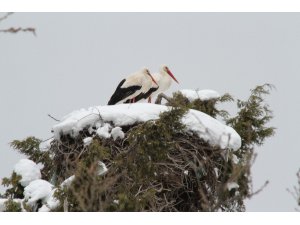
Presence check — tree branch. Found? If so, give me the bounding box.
[155,93,171,104]
[0,27,36,36]
[48,114,60,122]
[0,12,36,36]
[0,12,13,23]
[248,180,269,198]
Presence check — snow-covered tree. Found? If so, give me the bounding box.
[0,84,275,212]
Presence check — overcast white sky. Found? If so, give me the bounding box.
[0,13,300,211]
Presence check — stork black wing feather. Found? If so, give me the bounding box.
[142,87,159,100]
[108,79,142,105]
[124,86,159,103]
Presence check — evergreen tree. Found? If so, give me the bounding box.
[0,84,275,212]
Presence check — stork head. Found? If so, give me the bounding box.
[161,65,179,84]
[143,68,158,86]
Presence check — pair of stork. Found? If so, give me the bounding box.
[108,65,179,105]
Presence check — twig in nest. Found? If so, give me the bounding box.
[94,107,104,125]
[41,136,54,142]
[48,114,60,122]
[0,27,36,36]
[155,93,171,104]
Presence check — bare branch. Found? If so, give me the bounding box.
[155,93,171,104]
[0,13,36,36]
[0,12,13,23]
[248,180,269,198]
[0,27,36,36]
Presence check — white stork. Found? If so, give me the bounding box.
[108,68,158,105]
[128,65,179,103]
[124,74,159,104]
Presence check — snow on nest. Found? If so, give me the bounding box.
[39,138,53,152]
[179,89,221,101]
[24,179,54,204]
[61,175,75,188]
[182,109,241,150]
[14,159,43,187]
[52,103,241,151]
[52,104,165,139]
[227,182,239,191]
[24,179,59,211]
[111,127,125,141]
[98,161,108,175]
[83,137,93,146]
[97,123,111,138]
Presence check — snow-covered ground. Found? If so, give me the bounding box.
[52,103,241,151]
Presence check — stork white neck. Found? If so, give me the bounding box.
[151,72,171,93]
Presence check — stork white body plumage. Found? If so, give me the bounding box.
[108,68,157,105]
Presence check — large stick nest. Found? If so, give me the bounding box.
[49,105,249,212]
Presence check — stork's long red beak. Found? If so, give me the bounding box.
[167,69,179,84]
[149,74,158,86]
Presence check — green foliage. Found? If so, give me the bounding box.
[108,108,188,211]
[168,92,233,119]
[227,84,276,152]
[2,137,52,201]
[53,185,79,212]
[125,107,187,181]
[1,84,276,212]
[223,84,275,206]
[10,137,41,157]
[54,161,116,212]
[50,133,111,185]
[51,138,113,211]
[1,172,24,199]
[82,139,111,168]
[10,137,53,179]
[3,199,22,212]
